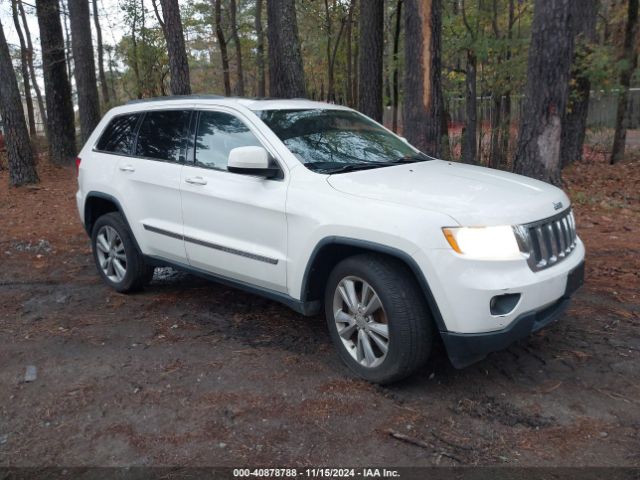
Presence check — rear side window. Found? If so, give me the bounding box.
[96,114,140,154]
[195,111,262,170]
[135,110,191,162]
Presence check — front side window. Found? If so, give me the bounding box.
[258,109,429,173]
[135,110,191,162]
[96,114,140,154]
[195,111,262,170]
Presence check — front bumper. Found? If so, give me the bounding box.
[414,237,585,334]
[441,261,585,368]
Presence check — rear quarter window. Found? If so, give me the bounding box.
[96,114,140,154]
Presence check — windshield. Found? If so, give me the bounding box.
[257,109,430,173]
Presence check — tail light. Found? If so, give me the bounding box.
[75,157,81,177]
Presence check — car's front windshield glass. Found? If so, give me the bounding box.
[257,109,430,173]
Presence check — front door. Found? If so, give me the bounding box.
[180,109,288,293]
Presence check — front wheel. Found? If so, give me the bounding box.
[325,254,433,384]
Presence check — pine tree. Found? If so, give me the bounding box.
[255,0,266,97]
[610,0,639,164]
[92,0,111,105]
[358,0,384,121]
[229,0,244,96]
[561,0,598,168]
[68,0,102,143]
[10,0,35,135]
[513,0,574,184]
[267,0,306,98]
[37,0,76,165]
[403,0,448,156]
[213,0,231,96]
[159,0,192,95]
[0,18,38,185]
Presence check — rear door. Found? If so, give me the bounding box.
[180,108,288,292]
[112,109,191,263]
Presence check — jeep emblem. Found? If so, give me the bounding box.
[553,201,563,211]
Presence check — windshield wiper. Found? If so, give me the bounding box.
[305,161,385,174]
[327,154,428,171]
[304,153,430,174]
[388,153,431,164]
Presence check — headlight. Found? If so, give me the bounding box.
[442,226,523,260]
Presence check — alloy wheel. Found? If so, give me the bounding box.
[332,276,389,368]
[95,225,127,283]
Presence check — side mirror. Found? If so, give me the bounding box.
[227,146,280,178]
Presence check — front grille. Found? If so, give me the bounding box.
[515,209,578,271]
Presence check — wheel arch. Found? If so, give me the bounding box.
[84,191,144,255]
[300,237,447,332]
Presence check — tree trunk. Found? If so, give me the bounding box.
[513,0,575,185]
[461,49,477,163]
[106,46,117,102]
[358,0,384,121]
[345,0,356,107]
[68,0,101,144]
[560,0,597,168]
[266,0,306,98]
[403,0,448,156]
[18,0,46,130]
[10,0,35,136]
[352,1,359,108]
[92,0,110,106]
[500,94,511,167]
[130,2,142,99]
[214,0,231,96]
[229,0,244,96]
[610,0,638,164]
[323,0,346,103]
[151,0,166,33]
[158,0,192,95]
[392,0,403,132]
[324,0,333,102]
[488,0,502,169]
[37,0,76,165]
[255,0,266,97]
[328,17,346,103]
[61,1,73,84]
[489,95,502,168]
[499,0,515,169]
[0,19,38,185]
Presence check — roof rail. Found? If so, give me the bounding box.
[126,94,226,104]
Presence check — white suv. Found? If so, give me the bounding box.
[76,96,585,384]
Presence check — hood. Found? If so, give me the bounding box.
[326,160,571,226]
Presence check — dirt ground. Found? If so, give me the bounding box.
[0,149,639,468]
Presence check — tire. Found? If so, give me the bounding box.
[91,212,154,293]
[324,253,433,384]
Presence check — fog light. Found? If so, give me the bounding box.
[490,293,521,316]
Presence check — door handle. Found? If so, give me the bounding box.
[119,165,135,172]
[185,176,208,185]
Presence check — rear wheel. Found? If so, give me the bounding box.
[91,212,154,292]
[325,254,433,384]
